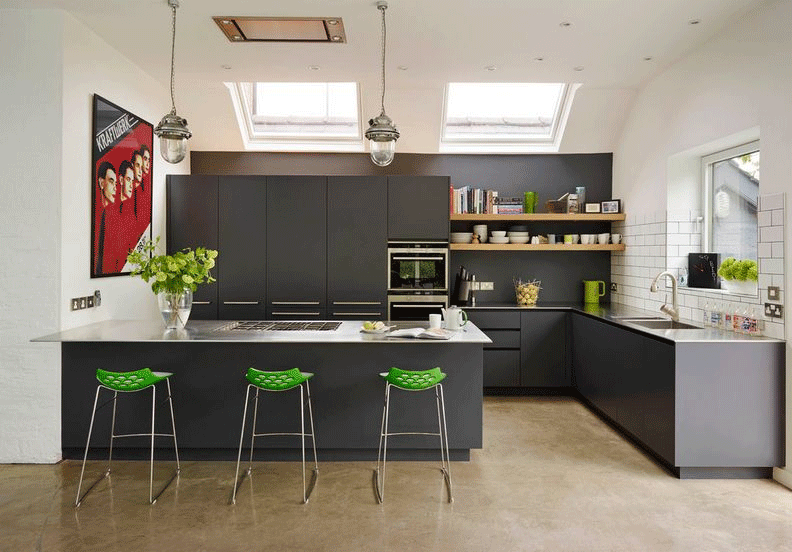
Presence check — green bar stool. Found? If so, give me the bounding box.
[374,367,453,504]
[75,368,180,507]
[231,367,318,505]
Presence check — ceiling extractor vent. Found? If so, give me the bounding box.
[213,16,346,43]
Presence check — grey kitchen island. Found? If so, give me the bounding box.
[36,320,491,461]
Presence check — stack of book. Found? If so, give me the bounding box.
[494,197,524,215]
[450,186,499,214]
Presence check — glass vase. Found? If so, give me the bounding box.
[158,289,193,329]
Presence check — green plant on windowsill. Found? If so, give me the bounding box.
[717,257,758,282]
[127,237,217,293]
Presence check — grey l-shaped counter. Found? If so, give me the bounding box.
[38,306,784,477]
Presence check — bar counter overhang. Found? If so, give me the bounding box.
[35,320,491,461]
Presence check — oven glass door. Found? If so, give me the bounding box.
[388,297,448,321]
[388,249,447,291]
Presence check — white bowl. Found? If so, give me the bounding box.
[509,236,530,244]
[491,231,507,238]
[507,232,530,237]
[489,236,510,244]
[451,232,473,238]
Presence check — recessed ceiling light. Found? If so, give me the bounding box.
[221,19,231,25]
[232,35,242,40]
[213,16,347,43]
[689,18,701,25]
[559,21,572,27]
[643,56,653,61]
[331,35,342,41]
[221,64,232,70]
[308,65,320,71]
[533,57,544,62]
[397,65,408,71]
[327,19,338,25]
[573,66,584,71]
[485,65,497,71]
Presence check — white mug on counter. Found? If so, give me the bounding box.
[429,313,442,329]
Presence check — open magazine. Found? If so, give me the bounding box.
[387,327,454,340]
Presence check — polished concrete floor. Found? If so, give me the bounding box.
[3,397,792,551]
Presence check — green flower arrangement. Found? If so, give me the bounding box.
[127,237,218,294]
[717,257,758,282]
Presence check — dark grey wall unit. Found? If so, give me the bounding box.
[218,176,267,320]
[327,176,387,320]
[521,311,569,386]
[387,176,450,241]
[266,176,327,318]
[166,175,219,320]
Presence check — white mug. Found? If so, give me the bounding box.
[612,233,622,244]
[547,234,556,244]
[429,313,442,329]
[598,233,610,244]
[443,307,468,330]
[571,234,580,244]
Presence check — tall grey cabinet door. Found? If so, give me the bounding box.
[266,176,327,311]
[218,176,267,320]
[387,176,450,241]
[166,175,219,320]
[520,311,569,386]
[327,176,387,319]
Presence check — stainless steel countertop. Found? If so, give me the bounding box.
[32,320,492,344]
[464,302,785,343]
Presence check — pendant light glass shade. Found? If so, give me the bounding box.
[365,1,398,166]
[154,0,191,164]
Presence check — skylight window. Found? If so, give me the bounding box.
[226,82,363,151]
[440,83,578,153]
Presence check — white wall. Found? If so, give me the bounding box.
[612,0,792,487]
[0,9,188,463]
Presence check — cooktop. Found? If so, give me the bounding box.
[215,321,342,332]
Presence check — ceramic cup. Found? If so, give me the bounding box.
[612,233,622,244]
[581,234,592,245]
[572,234,580,244]
[473,224,488,243]
[598,233,610,244]
[547,234,556,244]
[429,313,442,329]
[564,234,573,244]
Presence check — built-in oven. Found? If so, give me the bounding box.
[388,243,448,293]
[387,294,449,322]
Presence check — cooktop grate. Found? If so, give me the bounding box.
[216,321,342,332]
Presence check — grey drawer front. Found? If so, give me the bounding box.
[482,329,521,349]
[467,310,521,329]
[483,350,520,387]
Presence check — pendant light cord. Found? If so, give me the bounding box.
[169,2,177,115]
[379,4,387,115]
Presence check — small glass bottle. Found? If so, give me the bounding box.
[740,305,752,334]
[724,303,733,332]
[732,304,743,333]
[702,302,710,327]
[711,302,722,328]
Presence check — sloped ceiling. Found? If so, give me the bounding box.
[9,0,769,153]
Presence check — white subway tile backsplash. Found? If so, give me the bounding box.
[772,209,784,227]
[760,226,783,243]
[760,258,784,275]
[758,210,772,227]
[758,242,772,259]
[771,242,784,259]
[762,193,784,211]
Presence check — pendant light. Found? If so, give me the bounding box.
[364,1,399,167]
[154,0,192,164]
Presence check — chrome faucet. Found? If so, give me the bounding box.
[650,271,679,321]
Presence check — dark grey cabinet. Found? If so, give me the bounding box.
[387,176,449,241]
[327,176,387,320]
[521,311,569,387]
[571,314,675,465]
[166,175,219,320]
[467,310,521,387]
[218,176,267,320]
[266,176,327,317]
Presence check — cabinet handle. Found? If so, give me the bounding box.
[332,301,382,306]
[271,312,321,316]
[192,301,212,305]
[332,312,382,316]
[223,301,260,305]
[271,301,321,305]
[392,303,446,308]
[392,256,445,261]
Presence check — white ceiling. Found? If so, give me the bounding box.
[9,0,769,153]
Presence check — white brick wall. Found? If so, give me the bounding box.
[611,193,785,339]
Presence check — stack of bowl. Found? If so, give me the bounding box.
[490,230,509,244]
[508,225,530,244]
[451,232,473,244]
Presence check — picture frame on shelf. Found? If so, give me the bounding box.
[584,203,601,213]
[601,199,621,214]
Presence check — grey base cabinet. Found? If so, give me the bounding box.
[572,313,784,474]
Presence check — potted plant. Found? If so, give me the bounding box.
[127,237,218,329]
[717,257,758,295]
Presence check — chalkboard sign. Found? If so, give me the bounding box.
[688,253,720,289]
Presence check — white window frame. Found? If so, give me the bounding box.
[701,140,760,251]
[225,82,365,152]
[439,83,580,154]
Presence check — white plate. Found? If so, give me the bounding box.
[509,236,530,244]
[360,325,395,334]
[490,237,510,244]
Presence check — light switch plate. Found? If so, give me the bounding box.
[610,283,618,292]
[79,297,87,309]
[71,298,80,311]
[479,281,494,291]
[768,286,780,301]
[86,296,94,308]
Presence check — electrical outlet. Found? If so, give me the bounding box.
[71,298,81,311]
[86,296,94,308]
[610,283,618,292]
[79,297,87,309]
[765,303,784,319]
[768,286,780,301]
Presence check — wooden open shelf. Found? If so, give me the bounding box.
[450,213,626,222]
[449,243,626,251]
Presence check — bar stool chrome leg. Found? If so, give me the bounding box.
[231,384,254,505]
[374,383,392,504]
[302,380,319,503]
[76,387,105,507]
[437,384,453,503]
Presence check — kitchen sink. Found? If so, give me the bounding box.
[623,319,701,330]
